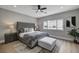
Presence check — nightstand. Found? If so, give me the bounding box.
[4,32,17,43]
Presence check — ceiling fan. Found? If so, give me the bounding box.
[33,5,47,13]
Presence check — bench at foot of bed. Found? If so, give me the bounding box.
[38,37,56,51]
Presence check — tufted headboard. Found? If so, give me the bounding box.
[16,22,35,34]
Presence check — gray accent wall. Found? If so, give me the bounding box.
[37,9,79,41]
[0,8,37,41]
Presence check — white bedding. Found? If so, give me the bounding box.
[19,31,40,38]
[19,32,33,38]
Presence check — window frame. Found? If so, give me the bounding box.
[43,19,64,30]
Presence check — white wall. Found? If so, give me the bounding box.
[0,8,37,41]
[37,9,79,41]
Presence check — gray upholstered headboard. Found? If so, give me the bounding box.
[16,22,35,33]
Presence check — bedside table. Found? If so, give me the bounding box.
[4,32,17,43]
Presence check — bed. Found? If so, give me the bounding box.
[16,22,49,48]
[19,31,49,48]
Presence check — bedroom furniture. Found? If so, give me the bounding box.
[4,32,17,43]
[16,22,35,34]
[19,31,49,48]
[16,22,49,48]
[38,37,56,51]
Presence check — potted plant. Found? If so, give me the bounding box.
[68,27,79,43]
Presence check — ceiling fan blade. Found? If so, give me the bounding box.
[40,8,47,10]
[40,10,47,13]
[38,5,41,9]
[40,10,43,12]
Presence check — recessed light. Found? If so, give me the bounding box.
[13,5,16,7]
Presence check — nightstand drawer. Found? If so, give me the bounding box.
[4,32,17,43]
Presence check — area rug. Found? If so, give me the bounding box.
[0,41,59,53]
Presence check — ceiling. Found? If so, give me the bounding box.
[0,5,79,18]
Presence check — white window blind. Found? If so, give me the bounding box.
[43,19,63,30]
[43,21,48,29]
[48,20,56,29]
[57,19,63,30]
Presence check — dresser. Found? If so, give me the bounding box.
[4,32,17,43]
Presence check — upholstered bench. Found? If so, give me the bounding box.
[38,37,56,51]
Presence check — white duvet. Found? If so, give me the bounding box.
[19,31,40,38]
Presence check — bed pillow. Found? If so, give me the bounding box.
[24,28,34,32]
[28,28,35,32]
[19,28,24,33]
[24,28,28,32]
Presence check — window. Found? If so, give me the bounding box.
[57,19,63,30]
[48,20,56,29]
[43,19,63,30]
[43,21,48,29]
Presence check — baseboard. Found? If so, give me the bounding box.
[50,35,74,42]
